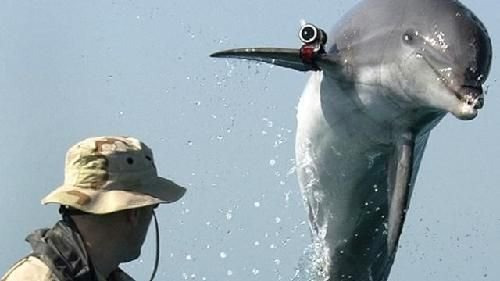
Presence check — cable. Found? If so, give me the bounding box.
[149,210,160,281]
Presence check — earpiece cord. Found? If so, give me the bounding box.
[149,210,160,281]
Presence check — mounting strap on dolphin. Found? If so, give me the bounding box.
[211,0,492,280]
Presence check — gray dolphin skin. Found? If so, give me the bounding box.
[211,0,492,280]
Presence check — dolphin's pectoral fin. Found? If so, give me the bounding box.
[386,132,415,261]
[210,47,345,75]
[211,48,316,71]
[210,23,343,73]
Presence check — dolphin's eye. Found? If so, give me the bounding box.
[402,32,414,44]
[402,29,424,47]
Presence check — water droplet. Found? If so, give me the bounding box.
[269,159,276,166]
[254,202,260,208]
[254,241,260,246]
[220,252,227,259]
[252,268,260,275]
[226,270,233,276]
[284,191,291,202]
[275,217,281,223]
[186,254,192,260]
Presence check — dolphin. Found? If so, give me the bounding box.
[211,0,492,280]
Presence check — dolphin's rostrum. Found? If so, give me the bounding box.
[211,0,492,280]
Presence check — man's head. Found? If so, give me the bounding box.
[41,136,186,268]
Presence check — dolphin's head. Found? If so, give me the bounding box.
[211,0,492,120]
[406,2,492,120]
[327,0,492,120]
[392,0,491,120]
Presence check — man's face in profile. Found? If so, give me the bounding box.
[122,204,157,262]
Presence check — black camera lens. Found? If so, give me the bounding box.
[300,25,318,43]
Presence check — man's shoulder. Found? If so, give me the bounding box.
[1,256,58,281]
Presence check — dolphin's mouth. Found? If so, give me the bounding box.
[453,86,484,110]
[420,52,485,111]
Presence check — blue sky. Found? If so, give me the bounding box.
[0,0,498,280]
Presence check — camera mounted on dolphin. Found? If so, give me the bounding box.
[298,23,327,69]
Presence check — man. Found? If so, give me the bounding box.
[1,136,186,281]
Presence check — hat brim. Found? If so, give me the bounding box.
[42,177,186,214]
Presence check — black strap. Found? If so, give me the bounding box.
[148,211,160,281]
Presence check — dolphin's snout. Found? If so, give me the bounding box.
[459,86,484,109]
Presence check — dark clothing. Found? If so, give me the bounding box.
[2,220,133,281]
[27,220,95,281]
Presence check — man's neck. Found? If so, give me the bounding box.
[85,239,120,278]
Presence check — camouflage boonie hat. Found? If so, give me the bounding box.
[42,136,186,214]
